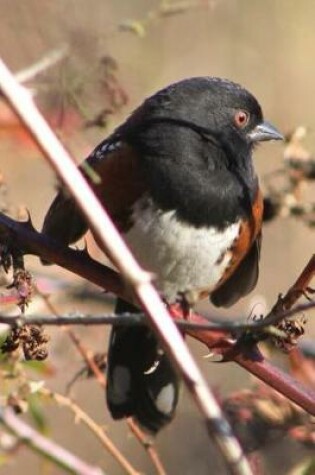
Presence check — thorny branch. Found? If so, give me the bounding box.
[0,58,252,475]
[40,388,140,475]
[268,254,315,313]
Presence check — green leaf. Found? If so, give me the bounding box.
[28,394,49,435]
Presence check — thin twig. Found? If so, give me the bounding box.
[66,326,168,475]
[125,420,167,475]
[15,46,68,84]
[0,406,104,475]
[0,300,315,330]
[35,286,167,475]
[40,388,140,475]
[38,288,109,386]
[267,254,315,317]
[0,56,252,474]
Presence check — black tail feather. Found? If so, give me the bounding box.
[106,299,179,433]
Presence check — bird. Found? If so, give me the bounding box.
[41,77,283,433]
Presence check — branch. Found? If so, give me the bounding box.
[173,315,315,416]
[0,212,125,299]
[15,46,68,85]
[0,56,252,474]
[267,254,315,316]
[0,300,315,330]
[233,348,315,416]
[40,388,140,475]
[0,407,104,475]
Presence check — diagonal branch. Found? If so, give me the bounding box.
[15,46,68,85]
[40,388,140,475]
[0,407,104,475]
[0,212,125,299]
[265,254,315,319]
[0,57,252,475]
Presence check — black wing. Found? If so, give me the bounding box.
[42,139,146,251]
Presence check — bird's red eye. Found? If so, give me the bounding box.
[234,110,250,128]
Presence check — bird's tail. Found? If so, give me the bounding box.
[106,299,180,433]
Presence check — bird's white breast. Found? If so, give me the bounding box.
[124,197,240,303]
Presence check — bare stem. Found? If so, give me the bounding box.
[40,388,140,475]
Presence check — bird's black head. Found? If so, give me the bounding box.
[119,77,283,227]
[124,77,282,153]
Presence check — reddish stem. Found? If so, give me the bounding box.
[168,305,315,415]
[0,212,315,416]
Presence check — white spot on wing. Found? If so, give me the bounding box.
[143,348,164,375]
[143,359,160,375]
[91,140,122,161]
[155,384,175,415]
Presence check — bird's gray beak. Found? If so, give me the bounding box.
[248,121,284,143]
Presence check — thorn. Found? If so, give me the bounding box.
[21,210,36,232]
[75,244,92,260]
[82,238,89,254]
[302,290,313,302]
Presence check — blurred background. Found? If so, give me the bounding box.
[0,1,314,473]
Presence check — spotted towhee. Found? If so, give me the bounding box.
[42,77,283,433]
